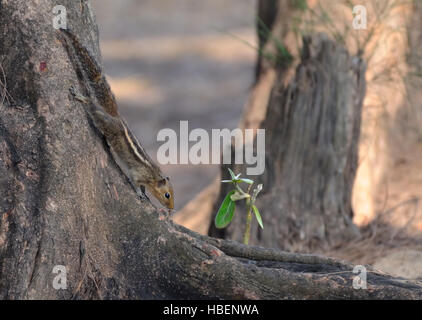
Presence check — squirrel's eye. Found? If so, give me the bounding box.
[165,192,171,199]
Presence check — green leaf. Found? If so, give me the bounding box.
[215,190,236,229]
[227,168,236,180]
[252,205,264,229]
[239,178,254,185]
[221,180,234,183]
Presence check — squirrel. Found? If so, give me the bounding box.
[58,29,174,210]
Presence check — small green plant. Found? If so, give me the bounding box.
[214,168,263,245]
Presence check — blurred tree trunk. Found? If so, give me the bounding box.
[208,2,366,252]
[174,0,301,233]
[210,0,421,252]
[240,0,302,131]
[407,0,422,135]
[209,31,365,251]
[1,0,421,300]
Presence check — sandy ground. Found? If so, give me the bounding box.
[91,0,256,210]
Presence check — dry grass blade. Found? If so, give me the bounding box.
[0,63,15,105]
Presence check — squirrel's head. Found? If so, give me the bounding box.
[148,177,174,210]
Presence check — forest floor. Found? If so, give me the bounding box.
[92,0,422,279]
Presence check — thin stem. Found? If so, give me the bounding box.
[242,184,254,245]
[243,201,252,245]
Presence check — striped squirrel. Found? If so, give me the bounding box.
[58,29,174,210]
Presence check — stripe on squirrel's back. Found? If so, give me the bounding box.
[120,119,156,170]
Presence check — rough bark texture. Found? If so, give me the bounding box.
[210,33,365,252]
[1,0,422,300]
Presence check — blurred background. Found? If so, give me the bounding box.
[92,0,256,210]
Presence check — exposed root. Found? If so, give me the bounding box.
[174,223,358,270]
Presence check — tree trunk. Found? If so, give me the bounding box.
[407,0,422,135]
[209,32,365,252]
[174,0,302,234]
[240,0,301,131]
[1,0,421,300]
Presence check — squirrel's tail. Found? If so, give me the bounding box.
[58,28,119,117]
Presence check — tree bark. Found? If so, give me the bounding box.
[209,32,365,252]
[1,0,421,300]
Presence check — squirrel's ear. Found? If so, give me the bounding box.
[157,178,167,187]
[166,176,170,181]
